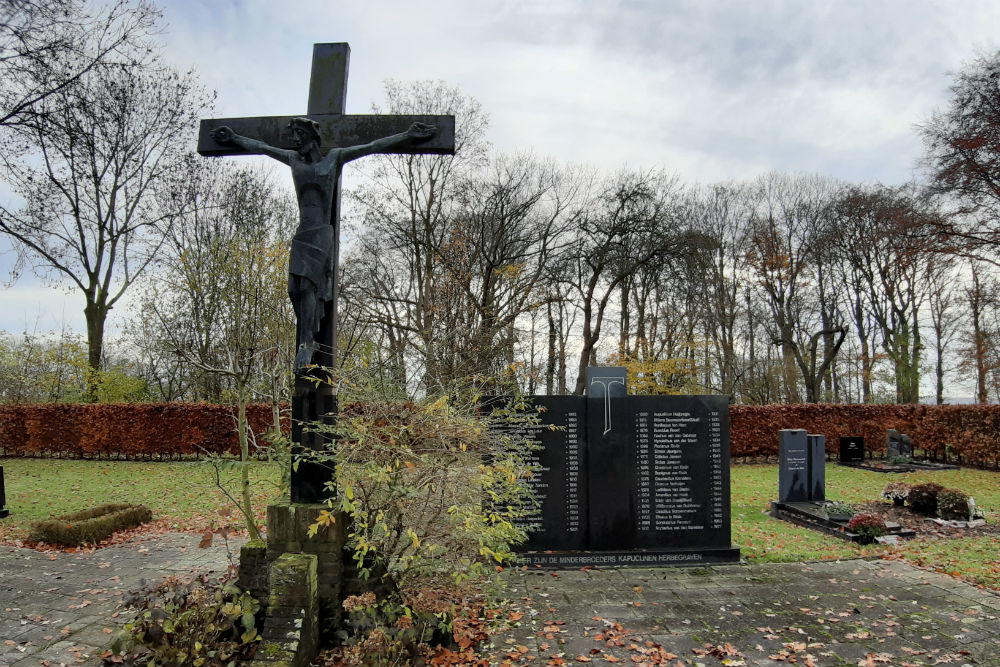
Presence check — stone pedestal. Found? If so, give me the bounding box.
[242,501,347,667]
[255,554,319,667]
[265,502,346,635]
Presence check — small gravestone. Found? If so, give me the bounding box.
[0,466,8,518]
[807,434,826,502]
[886,429,913,459]
[839,436,865,463]
[778,429,810,503]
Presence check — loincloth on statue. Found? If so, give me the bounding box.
[288,222,334,301]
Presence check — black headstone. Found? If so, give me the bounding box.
[807,434,826,502]
[514,395,588,550]
[0,465,9,518]
[839,436,865,463]
[585,367,630,549]
[778,429,809,503]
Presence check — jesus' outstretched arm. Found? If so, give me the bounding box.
[212,126,295,165]
[336,122,436,165]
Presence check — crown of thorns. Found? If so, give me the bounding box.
[288,117,321,142]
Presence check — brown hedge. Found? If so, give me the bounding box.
[729,403,1000,467]
[0,403,288,459]
[2,402,999,468]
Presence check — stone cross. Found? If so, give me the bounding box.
[198,43,455,503]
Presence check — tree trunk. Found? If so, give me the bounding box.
[545,301,556,394]
[237,391,262,541]
[84,300,107,403]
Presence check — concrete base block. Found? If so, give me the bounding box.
[253,553,318,667]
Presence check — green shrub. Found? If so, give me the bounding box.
[937,489,971,520]
[28,503,152,546]
[907,482,944,515]
[113,575,260,667]
[847,513,887,539]
[888,455,912,464]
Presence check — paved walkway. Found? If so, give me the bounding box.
[0,533,243,667]
[492,559,1000,666]
[2,536,999,666]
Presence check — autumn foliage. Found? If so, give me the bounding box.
[730,403,1000,467]
[0,403,286,459]
[3,402,1000,468]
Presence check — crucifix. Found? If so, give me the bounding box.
[198,43,455,503]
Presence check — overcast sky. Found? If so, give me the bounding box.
[2,0,999,374]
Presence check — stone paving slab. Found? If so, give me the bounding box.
[3,536,999,667]
[489,559,1000,666]
[0,533,243,666]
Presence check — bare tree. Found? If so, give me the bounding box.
[0,35,211,399]
[744,173,846,403]
[144,163,296,539]
[920,50,1000,249]
[0,0,159,131]
[566,168,692,395]
[829,184,943,403]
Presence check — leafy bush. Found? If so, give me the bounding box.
[907,482,944,515]
[113,576,261,667]
[937,489,972,520]
[823,501,857,518]
[847,513,887,539]
[881,481,911,505]
[309,386,537,594]
[888,455,912,464]
[331,586,494,666]
[29,503,152,546]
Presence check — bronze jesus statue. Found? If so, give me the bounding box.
[212,118,435,369]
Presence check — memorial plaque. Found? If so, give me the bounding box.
[512,396,588,550]
[503,367,739,567]
[778,429,809,503]
[586,367,630,549]
[630,395,731,549]
[807,434,826,502]
[839,436,865,463]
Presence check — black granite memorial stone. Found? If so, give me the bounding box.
[510,371,739,567]
[778,429,810,503]
[514,395,588,551]
[0,465,9,519]
[807,434,826,503]
[839,436,865,463]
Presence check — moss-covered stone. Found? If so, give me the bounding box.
[253,553,318,667]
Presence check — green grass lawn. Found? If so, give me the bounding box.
[2,458,998,589]
[0,458,284,542]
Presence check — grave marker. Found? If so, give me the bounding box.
[807,433,826,502]
[839,436,865,463]
[0,466,8,518]
[778,429,810,503]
